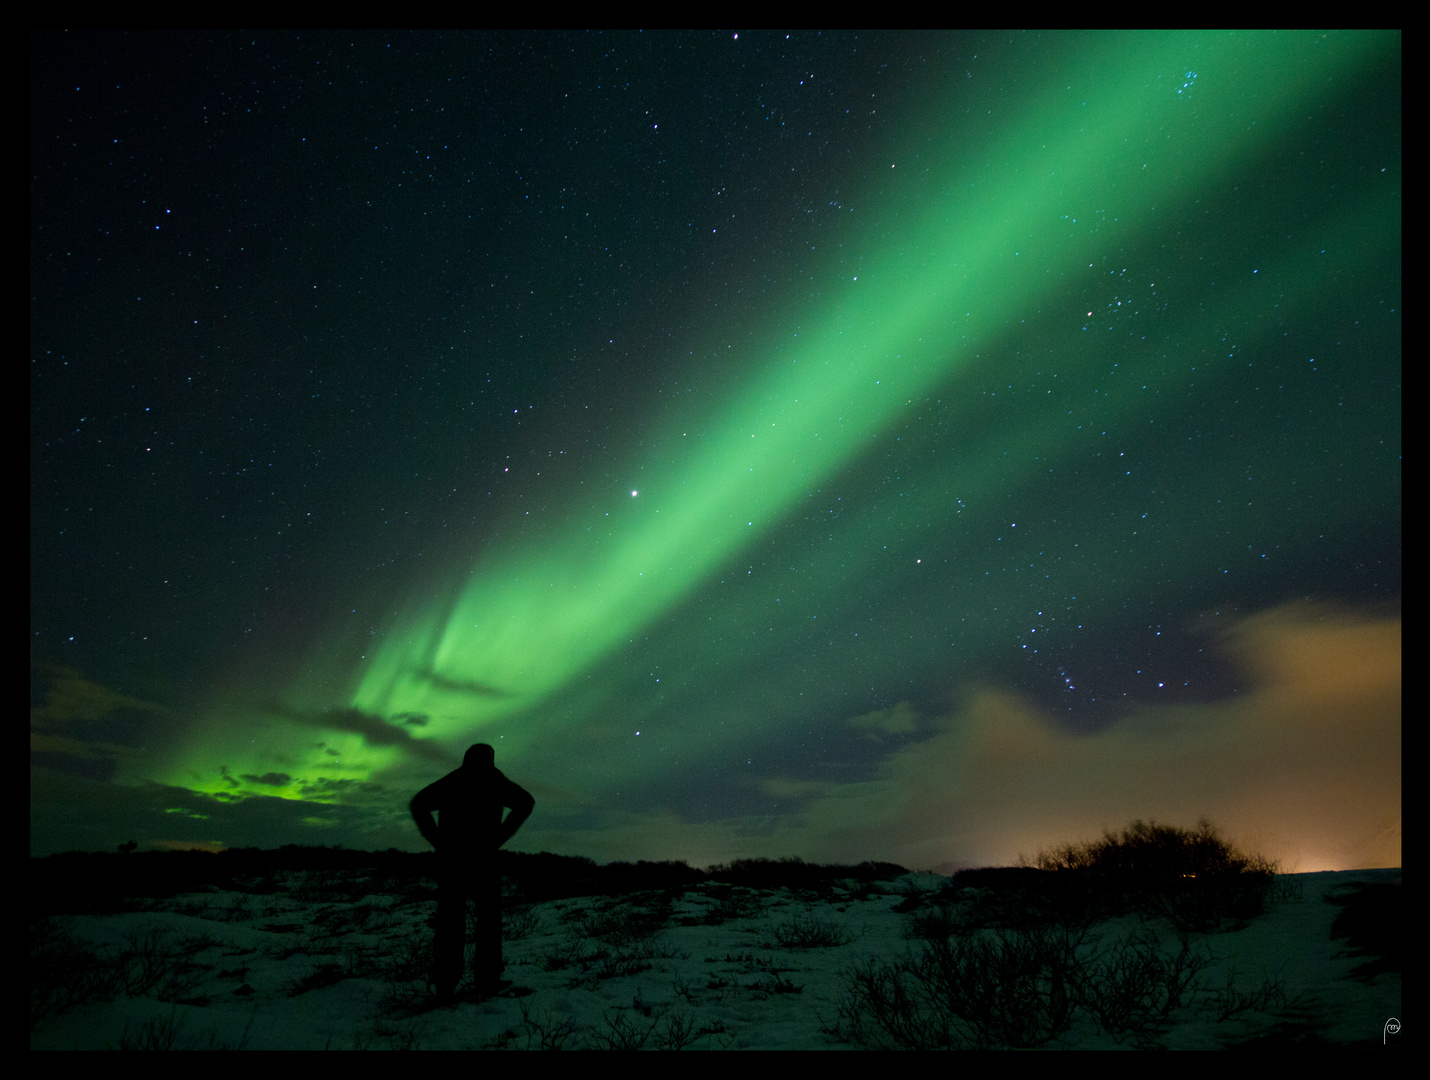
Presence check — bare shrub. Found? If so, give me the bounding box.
[836,915,1233,1049]
[514,1000,584,1050]
[30,917,125,1029]
[503,902,540,940]
[1028,818,1279,931]
[767,907,852,949]
[832,957,960,1050]
[834,924,1086,1049]
[1081,927,1211,1044]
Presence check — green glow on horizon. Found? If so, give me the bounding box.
[160,32,1391,800]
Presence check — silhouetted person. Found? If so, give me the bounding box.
[410,743,534,998]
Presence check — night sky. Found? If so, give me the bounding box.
[31,31,1400,871]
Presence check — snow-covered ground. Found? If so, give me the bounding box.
[30,865,1400,1050]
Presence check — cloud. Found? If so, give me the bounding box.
[29,747,119,782]
[760,778,831,801]
[297,776,400,806]
[30,662,169,731]
[526,603,1400,873]
[413,668,511,698]
[30,663,181,786]
[803,602,1401,872]
[847,701,920,741]
[242,772,293,787]
[31,661,174,741]
[266,703,454,764]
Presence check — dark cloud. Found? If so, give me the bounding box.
[265,703,453,764]
[29,749,119,782]
[30,662,176,743]
[242,772,292,787]
[414,669,510,699]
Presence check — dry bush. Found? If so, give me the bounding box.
[832,924,1086,1049]
[1028,818,1279,931]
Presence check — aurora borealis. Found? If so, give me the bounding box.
[31,31,1400,871]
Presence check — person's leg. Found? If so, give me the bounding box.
[433,869,465,997]
[473,856,503,991]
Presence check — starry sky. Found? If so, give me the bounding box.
[31,31,1400,871]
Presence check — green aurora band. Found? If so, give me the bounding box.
[165,32,1395,823]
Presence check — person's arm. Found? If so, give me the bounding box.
[410,783,442,850]
[495,782,535,848]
